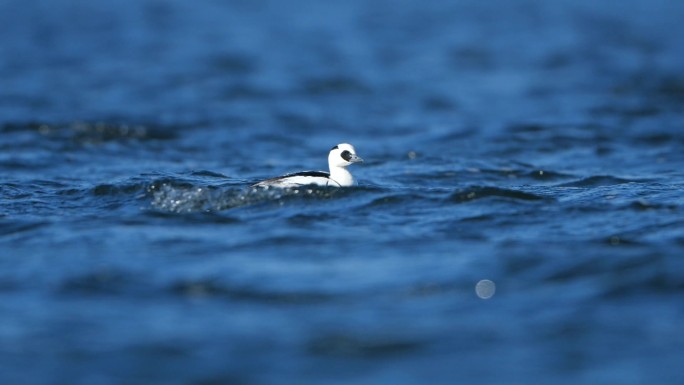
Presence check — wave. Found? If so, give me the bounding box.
[1,121,178,144]
[448,186,549,203]
[557,175,652,188]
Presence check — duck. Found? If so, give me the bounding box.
[252,143,363,188]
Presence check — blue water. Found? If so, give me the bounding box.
[2,0,684,384]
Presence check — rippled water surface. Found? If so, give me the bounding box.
[2,0,684,384]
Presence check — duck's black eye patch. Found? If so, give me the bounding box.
[341,150,352,161]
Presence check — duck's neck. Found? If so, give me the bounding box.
[329,166,354,186]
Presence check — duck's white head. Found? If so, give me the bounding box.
[328,143,363,168]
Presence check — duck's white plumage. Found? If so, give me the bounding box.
[253,143,363,188]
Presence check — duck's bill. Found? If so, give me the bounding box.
[349,154,363,163]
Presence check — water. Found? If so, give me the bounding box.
[2,0,684,384]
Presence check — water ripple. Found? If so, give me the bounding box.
[1,121,178,144]
[558,175,652,188]
[448,186,550,203]
[170,279,338,304]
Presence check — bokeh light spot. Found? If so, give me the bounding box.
[475,279,496,299]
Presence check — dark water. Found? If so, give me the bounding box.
[2,0,684,384]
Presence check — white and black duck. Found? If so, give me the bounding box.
[252,143,363,188]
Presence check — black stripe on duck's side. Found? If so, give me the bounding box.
[284,171,330,178]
